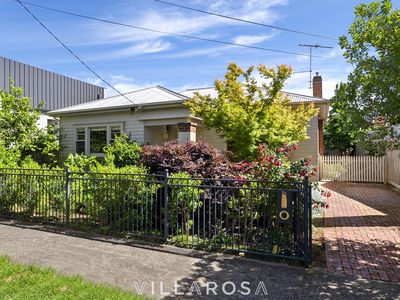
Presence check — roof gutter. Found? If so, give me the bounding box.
[48,99,187,116]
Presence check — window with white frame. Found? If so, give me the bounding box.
[75,124,123,155]
[76,128,86,154]
[110,126,121,144]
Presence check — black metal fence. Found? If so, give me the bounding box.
[0,168,312,264]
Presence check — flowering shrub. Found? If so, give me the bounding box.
[312,185,331,215]
[243,143,317,181]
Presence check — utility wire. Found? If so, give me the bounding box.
[14,0,140,108]
[14,0,319,58]
[151,0,338,41]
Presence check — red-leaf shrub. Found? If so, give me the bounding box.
[141,140,244,178]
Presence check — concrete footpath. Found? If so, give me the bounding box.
[0,221,399,299]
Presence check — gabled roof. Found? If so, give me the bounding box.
[181,87,329,103]
[49,85,329,116]
[49,86,188,115]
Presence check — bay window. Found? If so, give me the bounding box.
[74,123,123,156]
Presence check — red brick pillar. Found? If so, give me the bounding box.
[177,122,196,143]
[318,119,324,154]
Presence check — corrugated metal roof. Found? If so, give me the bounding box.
[49,85,329,115]
[49,86,188,115]
[182,87,329,103]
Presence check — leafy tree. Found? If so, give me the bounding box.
[327,0,400,152]
[186,63,318,160]
[324,83,360,154]
[0,82,60,162]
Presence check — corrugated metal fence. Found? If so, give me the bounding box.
[319,155,386,183]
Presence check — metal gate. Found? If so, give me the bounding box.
[319,155,385,183]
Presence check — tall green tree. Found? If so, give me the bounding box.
[325,0,400,153]
[324,82,361,154]
[0,82,60,161]
[186,63,318,160]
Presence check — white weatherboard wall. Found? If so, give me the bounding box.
[197,126,227,152]
[290,116,319,166]
[59,110,143,156]
[386,150,400,189]
[59,106,229,156]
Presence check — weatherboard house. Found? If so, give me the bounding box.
[49,74,329,166]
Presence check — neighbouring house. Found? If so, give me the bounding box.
[49,74,329,166]
[0,56,105,127]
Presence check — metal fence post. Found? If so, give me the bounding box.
[163,169,169,241]
[303,176,312,266]
[65,166,71,225]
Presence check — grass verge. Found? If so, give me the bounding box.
[0,256,150,300]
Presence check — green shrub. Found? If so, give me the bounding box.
[0,160,64,219]
[64,153,99,172]
[168,172,202,235]
[69,164,161,233]
[104,134,141,168]
[0,142,20,168]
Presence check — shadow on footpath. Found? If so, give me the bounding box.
[162,252,400,299]
[0,219,399,299]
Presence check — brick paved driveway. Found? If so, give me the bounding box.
[321,182,400,283]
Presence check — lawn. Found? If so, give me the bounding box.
[0,256,150,300]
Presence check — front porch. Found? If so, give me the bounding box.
[143,119,227,152]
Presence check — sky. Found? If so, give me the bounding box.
[1,0,397,98]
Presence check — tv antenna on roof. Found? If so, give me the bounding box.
[299,44,333,89]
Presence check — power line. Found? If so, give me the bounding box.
[150,0,339,41]
[14,0,319,58]
[14,0,140,108]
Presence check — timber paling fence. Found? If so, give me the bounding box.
[319,155,386,183]
[0,168,312,264]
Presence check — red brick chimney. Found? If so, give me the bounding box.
[313,72,322,98]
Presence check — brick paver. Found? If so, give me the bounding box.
[322,182,400,283]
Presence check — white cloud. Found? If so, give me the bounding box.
[232,32,277,45]
[86,74,160,96]
[284,72,346,99]
[87,40,172,61]
[324,46,344,59]
[175,82,214,93]
[296,54,310,63]
[160,45,235,59]
[245,0,288,9]
[82,0,287,48]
